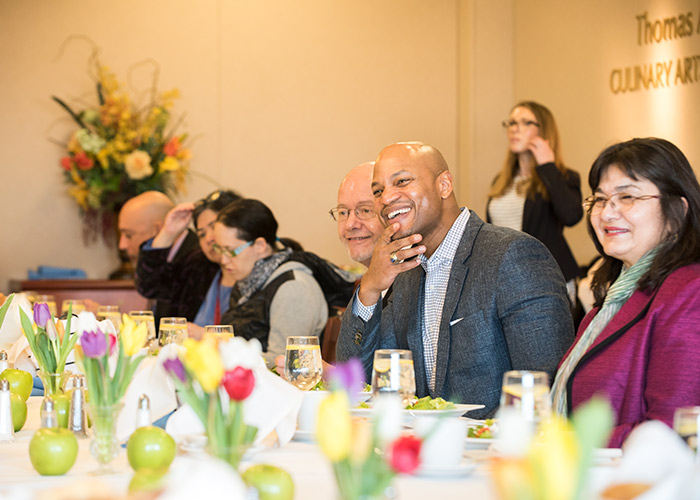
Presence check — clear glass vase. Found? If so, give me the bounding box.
[37,370,69,396]
[207,437,250,471]
[87,402,123,474]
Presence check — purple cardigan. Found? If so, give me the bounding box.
[566,263,700,447]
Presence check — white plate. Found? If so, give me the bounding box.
[351,403,484,418]
[414,460,477,478]
[464,436,494,449]
[293,429,316,442]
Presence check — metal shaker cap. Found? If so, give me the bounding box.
[0,351,7,361]
[73,374,86,388]
[138,394,150,410]
[0,379,8,391]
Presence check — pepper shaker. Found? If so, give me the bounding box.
[68,375,89,438]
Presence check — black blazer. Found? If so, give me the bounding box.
[487,162,583,281]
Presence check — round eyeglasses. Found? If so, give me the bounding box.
[583,193,661,215]
[329,206,376,222]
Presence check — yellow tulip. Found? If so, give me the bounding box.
[528,416,580,500]
[316,391,352,462]
[183,338,223,393]
[119,314,148,356]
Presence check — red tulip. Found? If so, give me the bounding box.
[389,434,422,474]
[222,367,255,401]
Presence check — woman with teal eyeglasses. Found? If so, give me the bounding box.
[215,198,329,367]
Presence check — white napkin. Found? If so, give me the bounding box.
[116,343,180,441]
[166,356,303,447]
[596,421,700,500]
[1,293,32,353]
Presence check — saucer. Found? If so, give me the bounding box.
[414,460,477,478]
[293,429,316,442]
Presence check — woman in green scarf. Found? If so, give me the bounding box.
[551,137,700,447]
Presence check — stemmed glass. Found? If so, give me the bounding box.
[673,406,700,460]
[500,370,551,426]
[371,349,416,407]
[61,299,86,315]
[204,325,234,341]
[128,311,156,345]
[159,317,188,346]
[97,305,122,331]
[284,336,323,391]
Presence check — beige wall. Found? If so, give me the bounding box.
[2,0,699,290]
[513,0,700,267]
[0,0,460,289]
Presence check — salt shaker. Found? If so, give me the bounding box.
[0,351,8,374]
[135,394,151,429]
[40,396,58,429]
[68,375,89,438]
[0,379,14,442]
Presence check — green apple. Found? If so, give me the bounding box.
[54,394,70,428]
[242,464,294,500]
[10,393,27,432]
[0,369,33,401]
[129,467,168,494]
[29,427,79,475]
[127,426,176,471]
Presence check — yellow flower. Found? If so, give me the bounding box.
[183,337,223,393]
[120,314,148,356]
[159,156,180,172]
[317,391,352,462]
[528,416,580,500]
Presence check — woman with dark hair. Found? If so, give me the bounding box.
[215,198,328,367]
[551,137,700,447]
[487,101,582,303]
[136,190,242,336]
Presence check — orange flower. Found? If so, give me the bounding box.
[163,137,180,157]
[74,151,94,171]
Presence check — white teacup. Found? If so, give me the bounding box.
[297,390,330,434]
[415,416,468,469]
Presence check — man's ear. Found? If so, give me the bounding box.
[437,170,454,199]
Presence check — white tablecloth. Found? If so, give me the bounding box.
[0,397,499,499]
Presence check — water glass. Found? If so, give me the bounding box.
[500,370,551,426]
[674,406,700,454]
[159,317,188,346]
[97,305,122,331]
[61,299,86,316]
[128,311,156,342]
[371,349,416,406]
[284,336,323,391]
[204,325,234,342]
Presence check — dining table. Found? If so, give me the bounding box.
[0,397,503,500]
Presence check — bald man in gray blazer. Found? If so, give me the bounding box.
[336,142,574,418]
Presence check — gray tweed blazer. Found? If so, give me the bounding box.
[336,211,574,418]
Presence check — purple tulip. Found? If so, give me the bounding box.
[33,303,51,329]
[163,357,187,383]
[80,329,107,358]
[330,358,365,402]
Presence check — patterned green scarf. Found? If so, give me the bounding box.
[551,247,659,416]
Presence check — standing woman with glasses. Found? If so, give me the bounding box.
[550,138,700,447]
[136,190,241,338]
[215,198,328,367]
[487,101,582,304]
